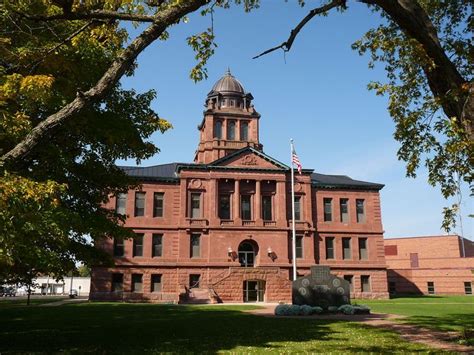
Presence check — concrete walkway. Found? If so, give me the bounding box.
[39,298,88,307]
[247,305,474,353]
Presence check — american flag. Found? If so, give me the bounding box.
[292,147,302,174]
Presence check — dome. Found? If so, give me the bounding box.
[208,68,245,96]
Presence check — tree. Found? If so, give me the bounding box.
[254,0,472,230]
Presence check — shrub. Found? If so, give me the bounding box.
[311,306,323,315]
[328,306,338,313]
[300,305,313,316]
[289,304,302,316]
[274,304,291,316]
[338,304,355,315]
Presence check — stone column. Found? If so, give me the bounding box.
[234,179,241,224]
[209,177,218,226]
[276,180,286,228]
[255,180,262,225]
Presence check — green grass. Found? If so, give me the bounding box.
[0,296,67,308]
[354,295,474,332]
[0,303,433,353]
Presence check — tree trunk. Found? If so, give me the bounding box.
[27,286,31,306]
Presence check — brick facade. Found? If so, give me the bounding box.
[90,70,389,303]
[384,235,474,295]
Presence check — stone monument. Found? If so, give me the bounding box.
[292,266,350,308]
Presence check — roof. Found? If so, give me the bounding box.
[119,163,180,182]
[207,69,246,97]
[311,173,384,191]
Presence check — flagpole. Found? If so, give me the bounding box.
[290,139,297,281]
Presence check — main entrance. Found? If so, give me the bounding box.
[243,280,265,302]
[238,241,257,267]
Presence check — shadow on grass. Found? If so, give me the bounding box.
[0,303,430,353]
[403,313,474,332]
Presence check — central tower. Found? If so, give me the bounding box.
[194,69,263,164]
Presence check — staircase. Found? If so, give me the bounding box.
[179,287,220,304]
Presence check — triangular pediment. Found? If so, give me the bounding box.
[209,147,289,170]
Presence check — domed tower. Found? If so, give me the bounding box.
[194,69,263,164]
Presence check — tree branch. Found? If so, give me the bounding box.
[253,0,346,59]
[16,9,158,23]
[0,0,209,168]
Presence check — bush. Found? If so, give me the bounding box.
[275,304,291,316]
[300,305,313,316]
[311,306,323,314]
[288,304,302,316]
[338,304,355,315]
[328,306,339,313]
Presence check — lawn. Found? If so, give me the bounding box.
[355,295,474,332]
[0,302,432,353]
[0,296,67,308]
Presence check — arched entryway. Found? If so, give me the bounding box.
[238,240,258,267]
[243,280,265,302]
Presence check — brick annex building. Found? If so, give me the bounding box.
[90,70,389,303]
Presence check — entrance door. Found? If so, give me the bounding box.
[243,280,265,302]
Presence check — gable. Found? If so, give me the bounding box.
[210,148,289,170]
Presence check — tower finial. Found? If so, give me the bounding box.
[226,67,231,75]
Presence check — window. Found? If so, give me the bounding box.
[358,238,368,260]
[464,282,472,295]
[294,196,301,220]
[361,275,371,292]
[131,274,143,293]
[189,274,200,288]
[241,195,252,220]
[133,234,144,257]
[262,195,272,221]
[190,234,200,258]
[219,194,231,219]
[240,121,249,141]
[296,235,303,259]
[116,193,127,215]
[214,120,222,139]
[113,237,124,257]
[356,199,365,223]
[343,237,352,260]
[111,273,123,292]
[344,275,354,292]
[427,281,435,295]
[340,198,349,223]
[190,193,201,219]
[323,198,332,222]
[151,274,162,292]
[325,237,335,259]
[227,121,236,140]
[153,192,164,217]
[152,234,162,257]
[134,192,146,217]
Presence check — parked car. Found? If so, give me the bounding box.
[69,289,78,298]
[0,287,16,297]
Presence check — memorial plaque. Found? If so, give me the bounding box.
[292,266,350,308]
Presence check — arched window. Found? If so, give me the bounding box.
[238,241,257,267]
[240,121,249,141]
[214,121,222,139]
[227,121,236,140]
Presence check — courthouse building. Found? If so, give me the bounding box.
[90,70,389,303]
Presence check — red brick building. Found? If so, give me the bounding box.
[384,235,474,295]
[90,70,389,303]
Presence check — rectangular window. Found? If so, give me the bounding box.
[134,192,146,217]
[361,275,371,292]
[116,193,127,215]
[464,282,472,295]
[241,195,252,220]
[344,275,354,292]
[214,120,222,139]
[189,274,200,288]
[153,192,164,217]
[240,121,249,141]
[111,273,123,292]
[325,237,335,259]
[343,237,352,260]
[410,253,419,268]
[427,281,435,295]
[340,198,349,223]
[219,194,231,219]
[356,199,365,223]
[294,196,301,221]
[133,233,144,257]
[151,274,162,292]
[323,198,332,222]
[262,195,272,221]
[152,234,162,257]
[131,274,143,293]
[113,237,124,257]
[296,235,303,259]
[190,193,201,219]
[190,234,200,258]
[358,238,368,260]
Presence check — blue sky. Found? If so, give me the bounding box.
[119,1,472,239]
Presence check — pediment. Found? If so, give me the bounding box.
[210,148,288,170]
